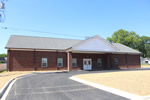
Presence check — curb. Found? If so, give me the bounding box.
[0,73,37,100]
[1,79,17,100]
[142,96,150,100]
[0,78,16,99]
[33,71,69,74]
[0,73,35,100]
[70,76,144,100]
[0,71,66,100]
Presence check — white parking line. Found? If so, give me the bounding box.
[15,84,86,90]
[8,87,95,96]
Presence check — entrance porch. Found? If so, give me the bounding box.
[67,52,111,71]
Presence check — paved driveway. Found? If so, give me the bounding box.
[6,71,129,100]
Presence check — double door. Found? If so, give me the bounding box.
[83,59,92,70]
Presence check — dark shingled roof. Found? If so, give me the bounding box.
[5,35,140,54]
[6,35,82,50]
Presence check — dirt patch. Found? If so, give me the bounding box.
[75,70,150,96]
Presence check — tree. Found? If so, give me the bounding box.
[107,29,141,50]
[139,36,150,58]
[0,53,7,57]
[107,29,150,58]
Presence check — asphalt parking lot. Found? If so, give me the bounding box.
[5,71,129,100]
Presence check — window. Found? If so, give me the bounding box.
[84,60,87,65]
[42,58,47,67]
[97,58,102,67]
[72,58,77,67]
[114,58,118,64]
[89,60,92,65]
[57,58,63,67]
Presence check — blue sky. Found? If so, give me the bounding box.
[0,0,150,53]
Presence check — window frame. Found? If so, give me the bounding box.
[97,58,102,67]
[114,58,118,64]
[41,58,48,68]
[57,58,63,67]
[72,58,77,67]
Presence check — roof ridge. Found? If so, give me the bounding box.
[11,35,82,41]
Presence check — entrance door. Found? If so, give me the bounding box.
[83,59,92,70]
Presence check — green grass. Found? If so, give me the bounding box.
[141,63,150,67]
[142,63,149,65]
[0,70,6,73]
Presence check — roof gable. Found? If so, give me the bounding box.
[72,35,117,52]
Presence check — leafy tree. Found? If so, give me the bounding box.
[0,53,7,57]
[107,29,150,58]
[139,36,150,58]
[107,29,141,50]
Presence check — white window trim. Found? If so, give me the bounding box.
[72,58,77,67]
[114,58,118,64]
[57,58,63,67]
[97,58,102,67]
[41,58,48,68]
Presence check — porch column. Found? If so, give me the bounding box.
[67,52,72,71]
[106,53,111,70]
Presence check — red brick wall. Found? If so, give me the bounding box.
[72,53,141,70]
[127,54,141,68]
[111,54,141,69]
[7,50,141,71]
[8,50,67,71]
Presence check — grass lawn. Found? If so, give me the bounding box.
[141,64,150,68]
[75,70,150,96]
[0,70,6,73]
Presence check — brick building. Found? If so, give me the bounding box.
[5,35,141,71]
